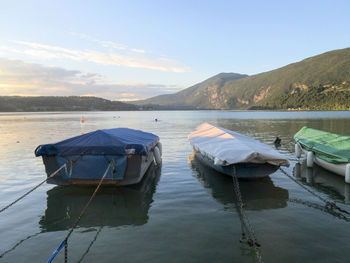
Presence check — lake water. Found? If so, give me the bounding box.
[1,111,350,263]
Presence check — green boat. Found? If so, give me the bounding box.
[294,126,350,182]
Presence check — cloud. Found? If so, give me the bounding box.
[70,32,128,51]
[0,58,184,100]
[1,41,190,73]
[71,32,147,54]
[131,48,145,54]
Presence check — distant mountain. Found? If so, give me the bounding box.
[134,48,350,110]
[134,73,248,109]
[0,96,138,111]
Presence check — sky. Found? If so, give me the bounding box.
[0,0,350,101]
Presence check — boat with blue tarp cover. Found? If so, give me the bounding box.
[35,128,162,185]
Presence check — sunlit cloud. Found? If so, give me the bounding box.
[70,32,128,51]
[0,58,184,100]
[131,48,145,53]
[71,32,147,54]
[1,41,190,73]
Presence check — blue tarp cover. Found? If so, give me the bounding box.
[35,128,159,156]
[56,155,127,180]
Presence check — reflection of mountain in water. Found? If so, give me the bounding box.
[189,155,289,210]
[294,161,350,204]
[40,163,161,232]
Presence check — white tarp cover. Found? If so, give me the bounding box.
[188,123,290,167]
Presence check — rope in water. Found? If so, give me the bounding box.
[0,164,67,214]
[77,226,103,263]
[279,167,350,216]
[231,168,263,263]
[47,162,112,263]
[289,198,350,222]
[0,232,41,259]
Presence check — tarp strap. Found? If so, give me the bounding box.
[65,155,85,178]
[110,159,115,179]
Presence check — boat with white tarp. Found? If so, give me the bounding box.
[188,123,289,178]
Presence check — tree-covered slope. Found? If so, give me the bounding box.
[135,48,350,110]
[223,47,350,110]
[134,73,248,109]
[0,96,138,111]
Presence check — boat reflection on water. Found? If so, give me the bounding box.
[189,152,289,210]
[39,163,161,232]
[294,161,350,204]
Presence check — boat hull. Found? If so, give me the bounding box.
[42,151,155,186]
[299,147,347,177]
[193,150,279,179]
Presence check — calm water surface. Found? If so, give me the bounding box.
[1,111,350,262]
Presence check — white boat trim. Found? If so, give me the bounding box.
[300,147,347,177]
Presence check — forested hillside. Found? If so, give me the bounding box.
[0,96,138,111]
[134,48,350,110]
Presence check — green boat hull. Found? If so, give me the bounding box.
[294,126,350,164]
[294,126,350,177]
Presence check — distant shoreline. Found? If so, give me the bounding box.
[1,109,349,113]
[1,96,349,112]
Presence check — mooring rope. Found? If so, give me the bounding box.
[0,232,41,259]
[47,162,112,263]
[0,164,67,214]
[289,198,350,222]
[279,167,350,216]
[77,226,103,263]
[231,167,263,263]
